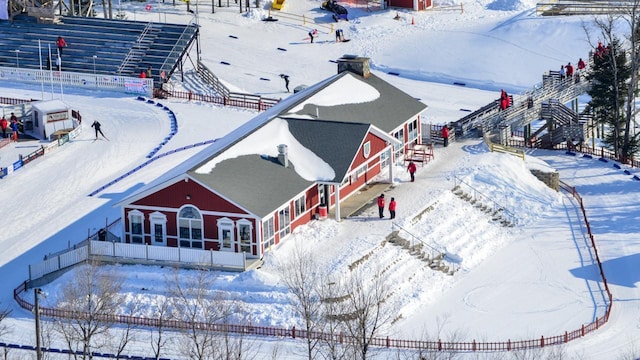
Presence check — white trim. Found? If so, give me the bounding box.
[217,217,235,252]
[127,209,144,244]
[150,211,167,246]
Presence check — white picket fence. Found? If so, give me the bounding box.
[28,241,246,281]
[0,67,153,97]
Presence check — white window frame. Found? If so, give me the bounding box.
[294,195,306,218]
[263,216,275,250]
[128,209,144,244]
[408,119,418,143]
[217,217,235,252]
[237,219,253,254]
[150,211,167,246]
[278,206,291,239]
[178,205,203,249]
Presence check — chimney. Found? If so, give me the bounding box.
[277,144,288,167]
[337,55,371,78]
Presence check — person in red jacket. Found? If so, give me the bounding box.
[442,125,450,147]
[0,116,7,139]
[139,70,147,78]
[577,58,586,71]
[377,194,385,219]
[407,160,417,182]
[56,36,67,55]
[388,197,396,219]
[566,62,574,78]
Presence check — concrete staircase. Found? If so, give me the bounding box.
[386,231,454,275]
[452,185,515,227]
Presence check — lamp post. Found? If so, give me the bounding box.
[34,288,43,360]
[14,49,20,68]
[92,55,97,75]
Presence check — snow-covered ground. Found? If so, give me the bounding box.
[2,0,640,358]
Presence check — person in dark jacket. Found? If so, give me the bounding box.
[308,29,318,43]
[377,194,385,219]
[280,74,290,92]
[91,120,106,140]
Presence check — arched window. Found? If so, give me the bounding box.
[178,206,203,249]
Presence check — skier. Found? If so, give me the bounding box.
[10,118,19,141]
[91,120,107,140]
[280,74,290,92]
[308,29,318,43]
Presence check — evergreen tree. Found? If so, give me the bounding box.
[586,37,635,157]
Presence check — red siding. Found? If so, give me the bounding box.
[133,178,248,215]
[351,132,388,170]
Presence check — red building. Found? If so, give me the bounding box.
[117,57,428,262]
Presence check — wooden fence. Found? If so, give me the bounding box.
[155,87,280,112]
[13,179,613,353]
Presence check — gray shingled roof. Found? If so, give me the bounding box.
[188,155,313,218]
[279,71,427,133]
[285,119,370,182]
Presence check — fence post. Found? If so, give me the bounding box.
[472,339,476,351]
[189,91,192,101]
[507,339,511,351]
[564,331,568,343]
[438,339,442,351]
[292,325,296,339]
[540,335,544,347]
[386,336,389,348]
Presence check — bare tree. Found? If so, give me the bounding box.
[150,296,173,360]
[52,261,123,359]
[316,273,349,360]
[341,266,393,360]
[167,267,241,360]
[110,301,142,359]
[276,243,323,360]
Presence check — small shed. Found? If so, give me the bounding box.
[27,100,76,141]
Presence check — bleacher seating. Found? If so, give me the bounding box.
[0,14,198,87]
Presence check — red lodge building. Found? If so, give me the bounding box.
[117,56,428,263]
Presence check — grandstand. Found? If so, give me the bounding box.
[0,14,199,87]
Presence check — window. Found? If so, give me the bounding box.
[263,217,275,249]
[178,206,203,249]
[318,184,327,206]
[237,220,252,253]
[278,206,291,239]
[294,195,306,218]
[380,149,390,169]
[150,211,167,246]
[217,218,234,251]
[408,120,418,143]
[353,164,368,182]
[394,129,405,160]
[128,210,144,244]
